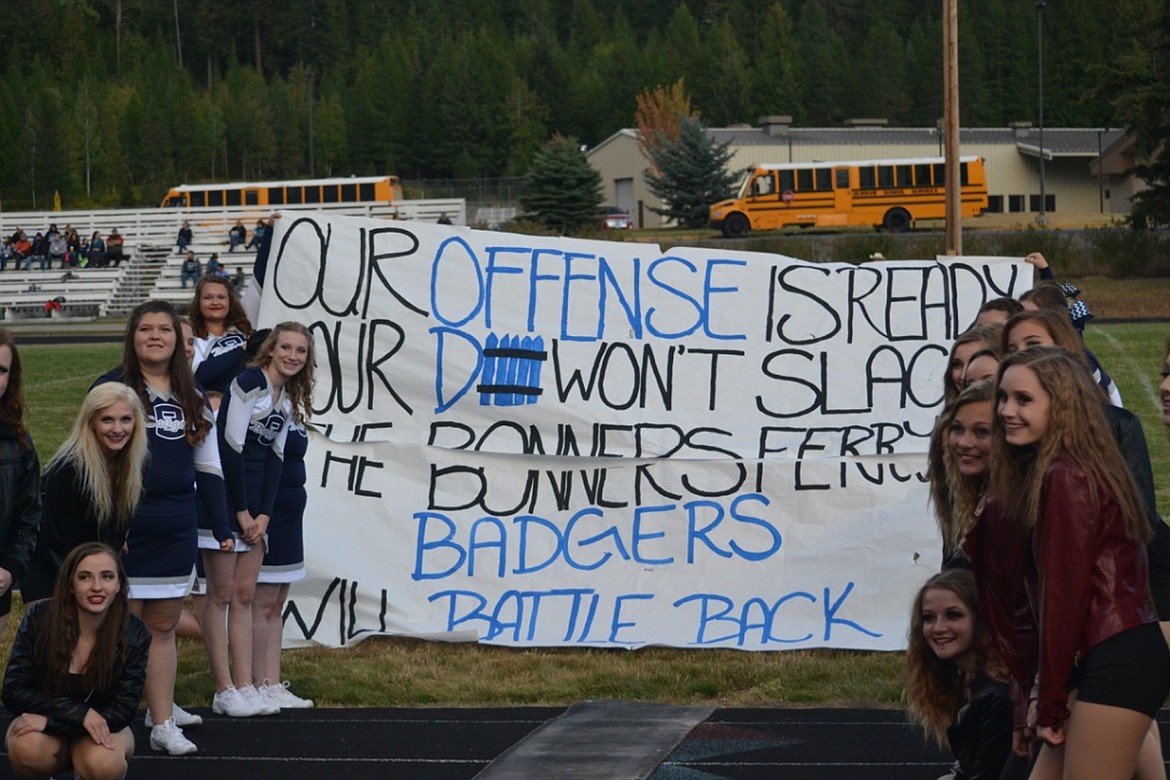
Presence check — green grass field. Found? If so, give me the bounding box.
[9,319,1170,709]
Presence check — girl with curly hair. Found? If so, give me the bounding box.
[905,568,1017,779]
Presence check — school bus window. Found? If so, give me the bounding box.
[341,184,357,201]
[359,183,375,200]
[859,167,876,189]
[751,174,775,197]
[878,166,894,188]
[896,166,913,187]
[960,162,970,186]
[915,164,933,186]
[268,187,285,205]
[286,187,302,205]
[933,164,946,185]
[225,190,241,207]
[779,170,795,193]
[245,190,259,206]
[208,191,223,207]
[836,169,850,189]
[816,168,833,191]
[304,186,321,204]
[324,185,340,203]
[190,192,205,207]
[795,169,813,191]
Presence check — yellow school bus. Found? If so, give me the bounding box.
[161,175,403,208]
[708,156,988,237]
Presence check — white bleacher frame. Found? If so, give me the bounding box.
[0,198,465,320]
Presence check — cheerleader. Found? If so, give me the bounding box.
[248,323,316,707]
[189,275,252,401]
[94,300,228,755]
[204,322,311,716]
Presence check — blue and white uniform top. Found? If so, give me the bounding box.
[94,368,228,598]
[213,366,290,547]
[193,329,249,396]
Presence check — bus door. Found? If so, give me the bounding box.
[832,168,852,215]
[746,171,781,228]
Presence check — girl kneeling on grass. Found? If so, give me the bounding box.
[3,543,150,780]
[905,568,1018,780]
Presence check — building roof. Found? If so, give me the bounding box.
[590,125,1125,160]
[708,126,1125,158]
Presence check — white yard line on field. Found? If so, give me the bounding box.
[1092,325,1160,411]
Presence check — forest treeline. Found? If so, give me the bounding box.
[0,0,1159,209]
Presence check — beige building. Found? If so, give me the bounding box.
[587,118,1132,229]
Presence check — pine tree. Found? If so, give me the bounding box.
[643,117,741,228]
[1121,3,1170,228]
[520,135,603,234]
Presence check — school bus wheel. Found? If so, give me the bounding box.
[882,208,911,233]
[722,213,750,238]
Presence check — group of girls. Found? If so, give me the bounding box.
[0,258,317,776]
[907,278,1170,779]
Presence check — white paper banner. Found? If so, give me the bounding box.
[255,213,1027,649]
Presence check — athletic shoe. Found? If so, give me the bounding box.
[212,685,264,717]
[149,719,197,755]
[260,679,314,709]
[238,684,280,715]
[145,703,203,728]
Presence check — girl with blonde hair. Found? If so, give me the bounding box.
[21,384,148,603]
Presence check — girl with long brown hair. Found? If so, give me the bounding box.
[988,347,1168,779]
[3,542,150,780]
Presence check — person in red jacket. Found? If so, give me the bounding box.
[988,347,1169,779]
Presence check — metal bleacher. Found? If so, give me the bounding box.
[0,198,465,323]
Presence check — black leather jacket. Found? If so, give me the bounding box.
[2,601,150,736]
[0,423,40,579]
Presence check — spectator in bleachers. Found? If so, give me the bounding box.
[180,252,201,289]
[245,219,268,251]
[11,233,31,270]
[105,228,125,267]
[177,221,193,254]
[22,233,49,271]
[65,227,81,266]
[84,231,105,269]
[44,223,60,241]
[47,232,67,270]
[0,239,14,272]
[205,254,224,278]
[227,221,246,253]
[230,267,246,295]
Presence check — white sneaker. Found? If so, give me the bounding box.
[239,683,280,715]
[149,718,198,755]
[212,685,264,717]
[145,703,203,728]
[260,679,314,709]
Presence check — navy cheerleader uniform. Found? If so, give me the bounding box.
[259,421,307,583]
[193,329,248,396]
[214,367,289,548]
[95,370,228,599]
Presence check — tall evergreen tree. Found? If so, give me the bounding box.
[520,135,603,234]
[1115,1,1170,227]
[643,117,740,228]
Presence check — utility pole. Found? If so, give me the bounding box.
[943,0,961,254]
[1037,1,1047,224]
